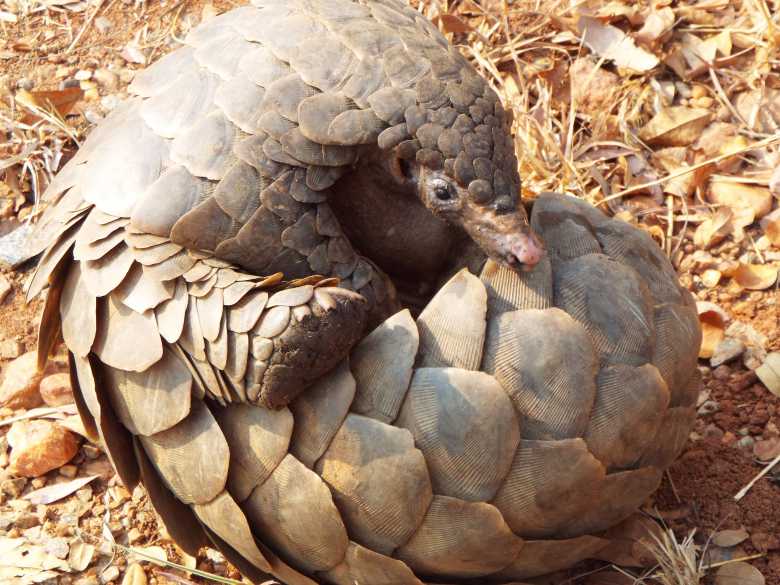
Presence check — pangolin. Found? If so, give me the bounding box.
[26,1,701,584]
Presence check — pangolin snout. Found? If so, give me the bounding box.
[505,229,545,271]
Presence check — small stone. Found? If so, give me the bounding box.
[59,464,78,478]
[74,69,92,81]
[121,564,147,585]
[127,527,143,544]
[703,423,725,442]
[83,457,114,480]
[7,420,80,477]
[93,68,119,91]
[0,339,24,359]
[736,435,755,450]
[30,477,46,489]
[101,566,120,584]
[14,511,40,529]
[698,399,720,415]
[39,373,74,406]
[0,477,27,498]
[0,352,44,409]
[45,536,71,559]
[710,337,746,367]
[16,78,34,91]
[0,275,12,303]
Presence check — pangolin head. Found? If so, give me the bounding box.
[382,71,544,271]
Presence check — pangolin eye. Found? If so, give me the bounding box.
[432,180,454,201]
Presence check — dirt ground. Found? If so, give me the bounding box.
[1,1,779,584]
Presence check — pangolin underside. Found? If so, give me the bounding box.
[27,1,701,583]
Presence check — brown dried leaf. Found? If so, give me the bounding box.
[756,353,780,398]
[635,8,675,47]
[435,14,473,34]
[733,263,778,290]
[23,474,99,505]
[711,527,749,547]
[578,16,660,72]
[639,106,713,147]
[694,207,733,249]
[16,87,84,124]
[697,301,728,359]
[715,561,765,585]
[709,179,773,220]
[764,214,780,246]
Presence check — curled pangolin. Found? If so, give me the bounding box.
[27,1,701,583]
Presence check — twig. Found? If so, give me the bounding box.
[734,452,780,501]
[65,0,104,53]
[598,134,780,204]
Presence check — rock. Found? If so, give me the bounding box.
[59,464,78,478]
[0,275,12,303]
[93,68,119,91]
[7,420,80,477]
[39,373,74,406]
[698,399,720,415]
[736,436,755,451]
[14,511,40,529]
[121,564,148,585]
[710,338,746,367]
[0,477,27,498]
[0,351,44,409]
[101,566,120,584]
[0,339,24,359]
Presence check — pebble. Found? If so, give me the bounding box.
[59,464,78,478]
[7,419,80,477]
[74,69,92,81]
[712,365,732,380]
[0,477,27,498]
[710,337,746,367]
[93,68,119,91]
[698,399,720,415]
[736,435,755,450]
[0,351,45,409]
[101,566,120,584]
[39,372,74,406]
[0,339,24,359]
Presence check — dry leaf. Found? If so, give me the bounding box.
[694,207,733,249]
[733,263,779,290]
[711,527,749,547]
[128,545,168,563]
[756,352,780,398]
[715,561,765,585]
[24,475,99,505]
[709,179,773,220]
[635,8,675,46]
[435,14,473,34]
[764,212,780,246]
[697,301,728,359]
[68,540,95,572]
[753,438,780,462]
[639,106,713,147]
[16,87,84,124]
[578,16,659,72]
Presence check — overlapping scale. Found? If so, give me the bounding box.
[394,495,523,578]
[350,309,418,423]
[584,364,670,470]
[243,454,348,572]
[483,308,598,440]
[320,542,423,585]
[416,269,486,370]
[396,367,519,502]
[490,535,609,580]
[492,438,605,538]
[652,303,702,406]
[315,413,432,555]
